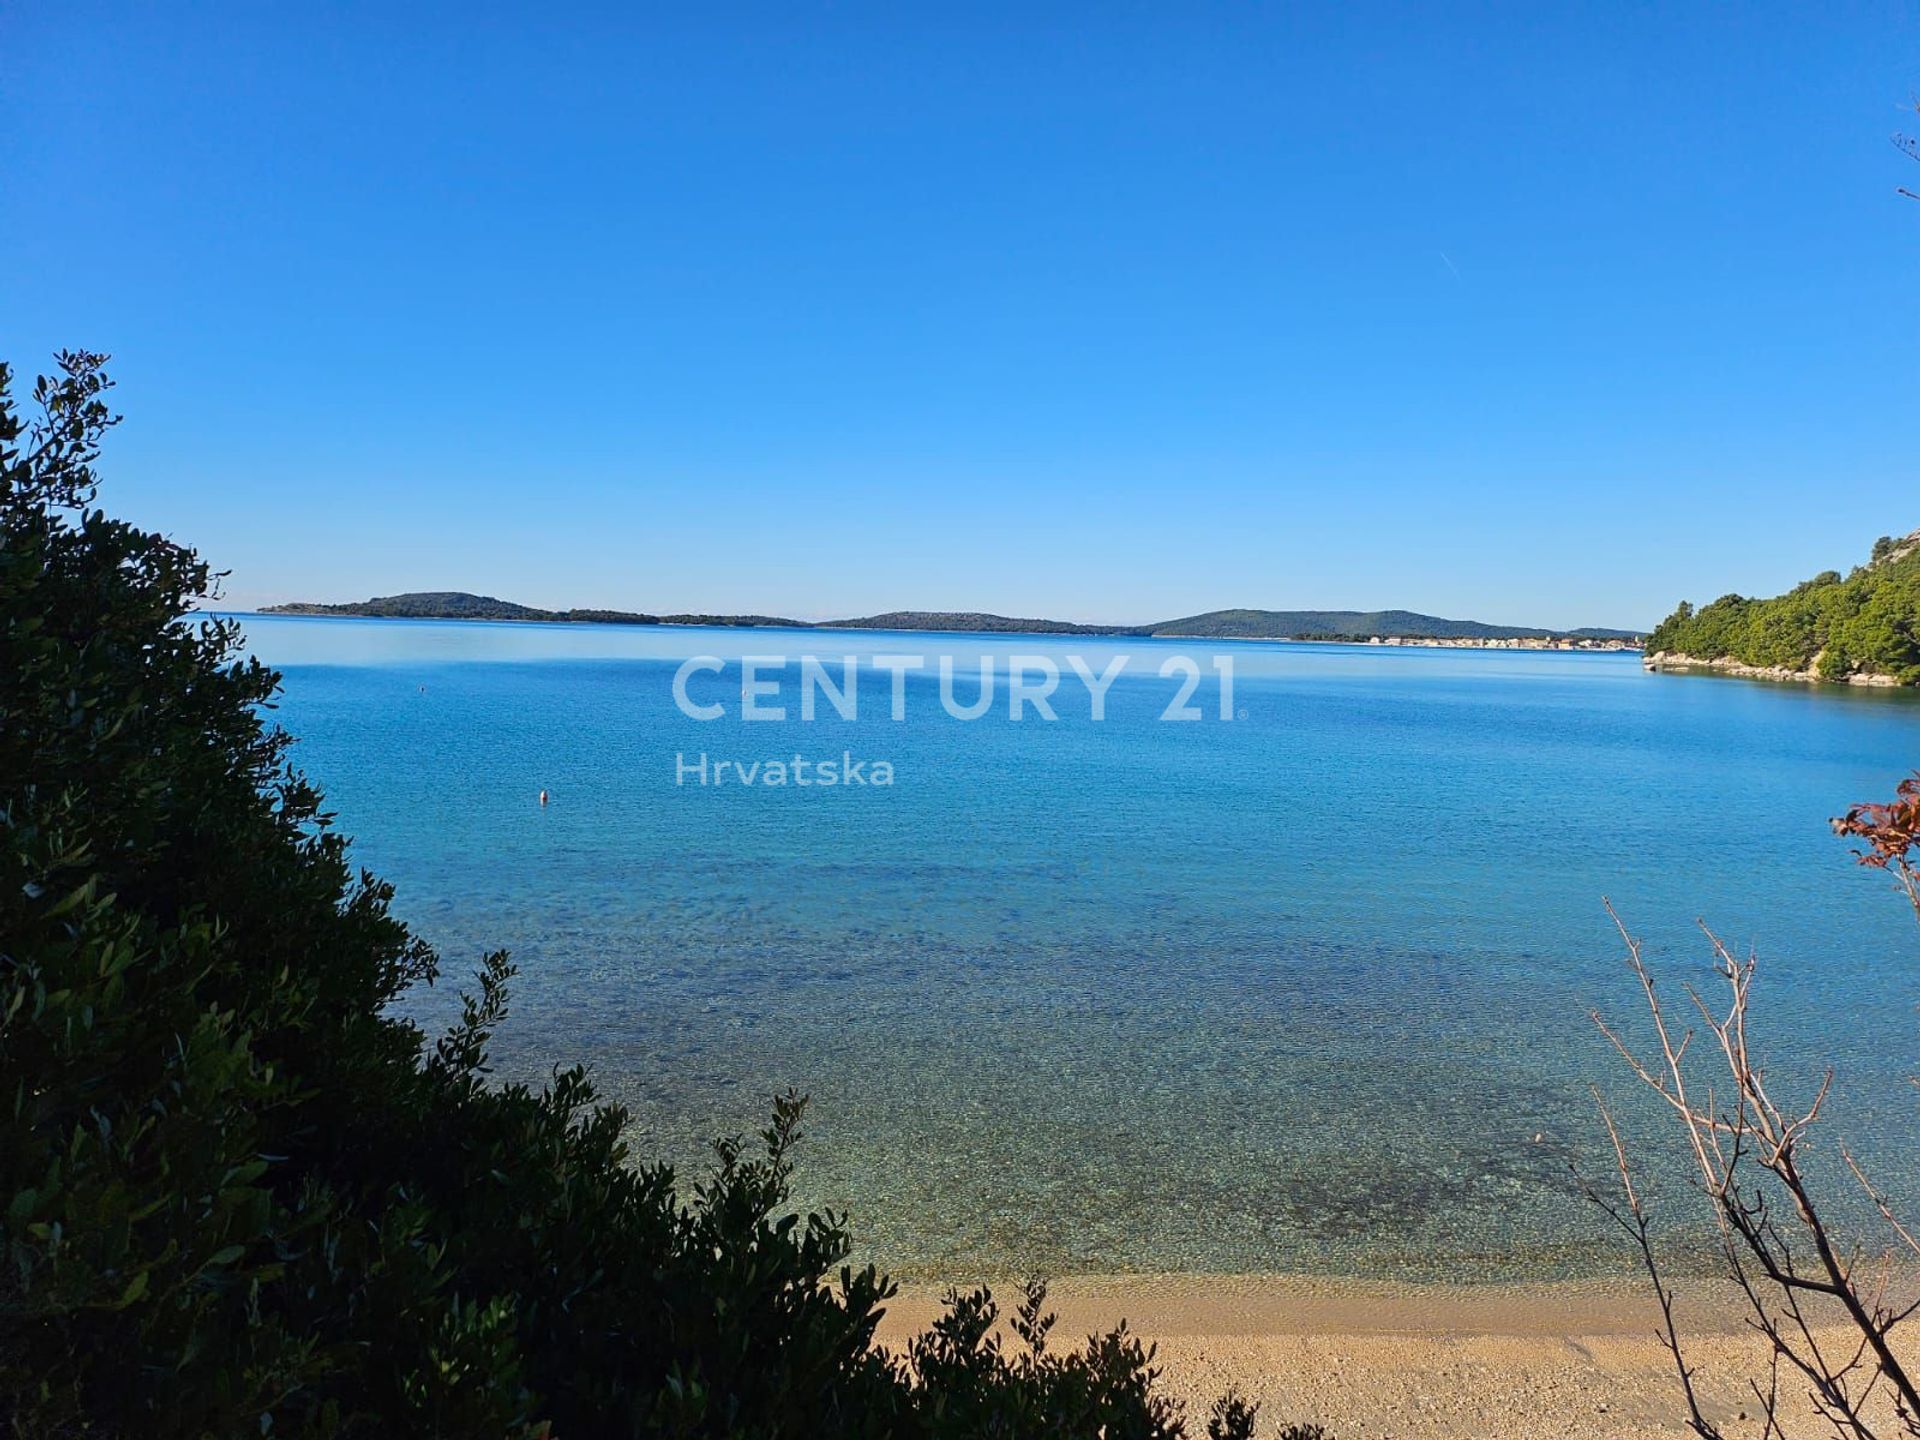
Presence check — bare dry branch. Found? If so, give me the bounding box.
[1587,870,1920,1439]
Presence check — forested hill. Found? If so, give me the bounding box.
[265,591,654,623]
[262,593,811,628]
[1645,528,1920,683]
[262,593,1640,642]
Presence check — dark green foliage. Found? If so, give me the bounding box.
[0,354,1279,1437]
[1646,531,1920,682]
[902,1279,1216,1439]
[1207,1394,1260,1439]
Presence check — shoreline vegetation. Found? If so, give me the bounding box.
[260,592,1644,649]
[1644,526,1920,687]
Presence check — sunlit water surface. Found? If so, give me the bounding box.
[236,615,1920,1281]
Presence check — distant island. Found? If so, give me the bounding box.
[262,591,812,628]
[1645,527,1920,686]
[261,593,1643,649]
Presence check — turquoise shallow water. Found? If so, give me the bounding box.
[239,615,1920,1281]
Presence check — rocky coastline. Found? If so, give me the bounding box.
[1643,650,1903,687]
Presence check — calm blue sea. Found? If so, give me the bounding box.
[237,614,1920,1281]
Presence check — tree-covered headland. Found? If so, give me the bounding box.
[1646,530,1920,683]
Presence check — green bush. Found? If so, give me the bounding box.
[0,353,1264,1438]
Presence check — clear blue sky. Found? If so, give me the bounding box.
[5,3,1917,629]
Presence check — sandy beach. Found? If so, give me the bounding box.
[879,1272,1912,1438]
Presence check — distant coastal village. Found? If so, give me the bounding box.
[1154,630,1641,650]
[1355,634,1638,651]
